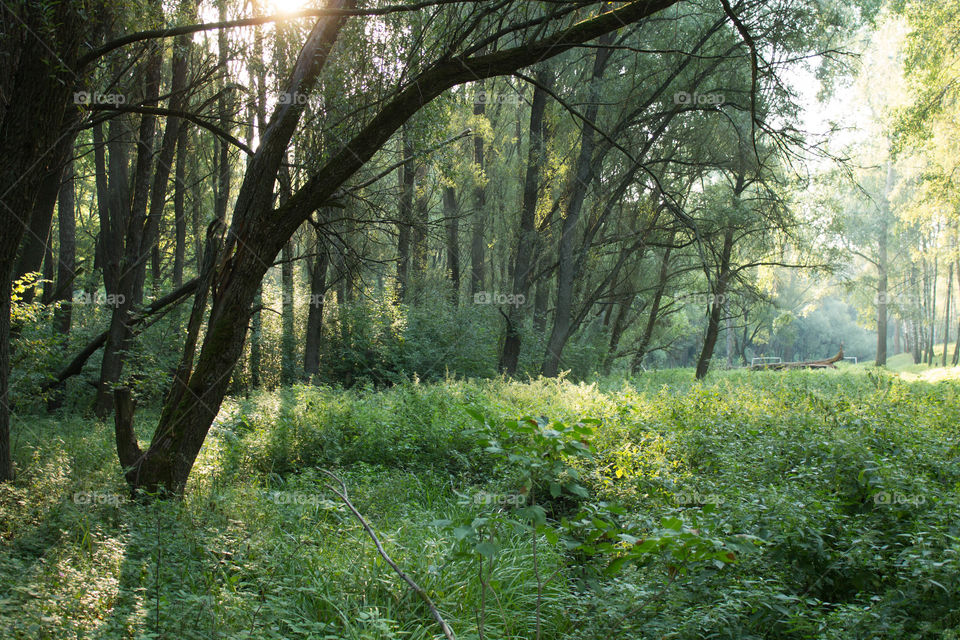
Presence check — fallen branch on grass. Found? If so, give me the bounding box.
[320,469,456,640]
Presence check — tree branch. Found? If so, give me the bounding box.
[320,469,456,640]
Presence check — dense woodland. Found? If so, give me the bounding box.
[2,0,960,638]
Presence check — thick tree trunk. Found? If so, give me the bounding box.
[12,125,76,304]
[0,285,11,481]
[0,0,87,481]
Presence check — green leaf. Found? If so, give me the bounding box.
[605,556,629,575]
[465,407,486,424]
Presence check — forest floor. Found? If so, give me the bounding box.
[1,367,959,639]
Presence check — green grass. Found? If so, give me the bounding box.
[2,368,959,639]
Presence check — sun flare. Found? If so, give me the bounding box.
[268,0,309,15]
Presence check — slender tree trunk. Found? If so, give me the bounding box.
[942,261,953,367]
[602,292,635,375]
[443,186,460,304]
[912,264,923,364]
[533,269,549,333]
[54,160,76,335]
[281,241,296,384]
[250,286,263,387]
[173,125,188,289]
[499,72,550,374]
[953,256,960,366]
[695,227,734,380]
[876,164,892,366]
[893,317,901,355]
[929,255,938,364]
[41,235,55,304]
[411,162,430,299]
[304,226,329,378]
[724,297,734,368]
[96,46,163,417]
[396,126,415,300]
[469,83,487,298]
[145,29,192,294]
[632,242,673,374]
[542,38,613,376]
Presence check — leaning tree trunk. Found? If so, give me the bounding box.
[120,0,684,495]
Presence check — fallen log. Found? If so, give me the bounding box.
[748,347,844,371]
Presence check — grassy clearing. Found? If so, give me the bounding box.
[1,368,959,639]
